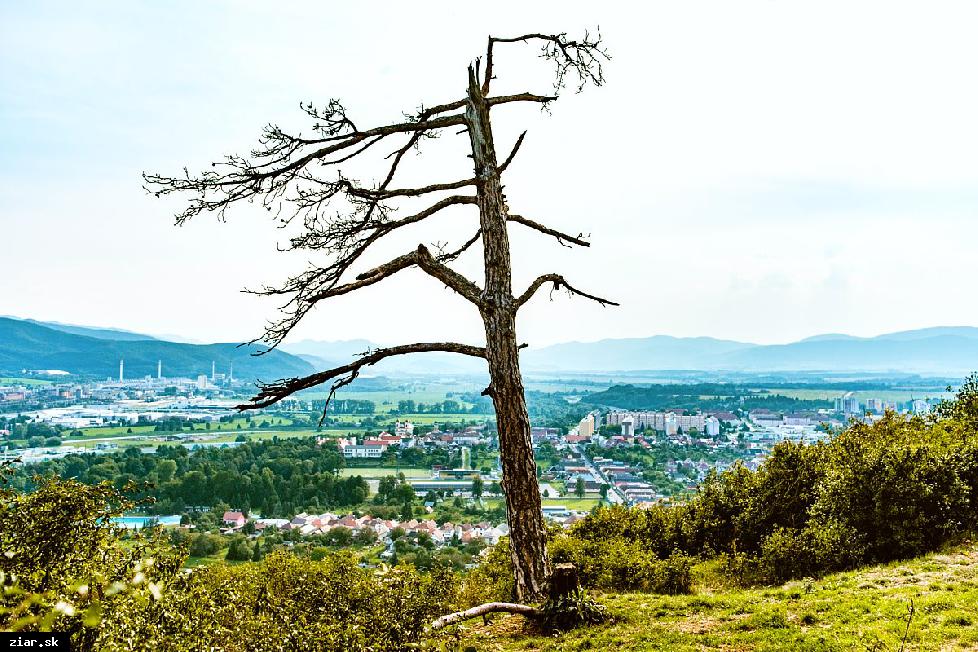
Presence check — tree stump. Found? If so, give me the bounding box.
[549,563,580,599]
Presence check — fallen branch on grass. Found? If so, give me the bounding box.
[430,602,543,630]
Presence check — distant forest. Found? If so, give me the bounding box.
[581,384,833,413]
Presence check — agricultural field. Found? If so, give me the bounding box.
[71,416,295,438]
[320,383,483,410]
[62,428,362,450]
[481,497,605,512]
[0,376,54,386]
[766,388,953,402]
[541,497,603,511]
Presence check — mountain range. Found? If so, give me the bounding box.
[0,318,314,381]
[284,327,978,376]
[3,317,976,379]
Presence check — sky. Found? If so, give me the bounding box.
[2,1,977,348]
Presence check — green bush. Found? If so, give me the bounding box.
[102,552,457,651]
[549,533,692,594]
[756,527,813,584]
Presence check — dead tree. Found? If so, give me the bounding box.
[145,31,614,601]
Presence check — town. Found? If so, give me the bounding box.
[2,367,949,563]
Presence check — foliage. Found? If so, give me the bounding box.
[549,534,692,595]
[571,372,978,584]
[10,438,365,517]
[112,553,457,651]
[540,587,607,632]
[0,473,183,647]
[0,470,458,650]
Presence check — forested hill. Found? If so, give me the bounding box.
[581,383,832,412]
[0,317,314,381]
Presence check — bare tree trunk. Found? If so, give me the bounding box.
[466,66,550,601]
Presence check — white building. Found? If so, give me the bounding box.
[620,416,634,437]
[705,416,720,437]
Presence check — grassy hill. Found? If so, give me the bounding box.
[460,542,978,651]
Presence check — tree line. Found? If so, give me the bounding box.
[10,437,367,517]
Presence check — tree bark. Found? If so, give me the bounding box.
[466,65,550,601]
[548,563,580,598]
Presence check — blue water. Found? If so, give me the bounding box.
[112,515,181,529]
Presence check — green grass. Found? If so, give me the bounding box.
[457,542,978,651]
[0,376,53,386]
[541,498,603,511]
[72,416,295,438]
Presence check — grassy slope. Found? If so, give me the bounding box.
[459,542,978,651]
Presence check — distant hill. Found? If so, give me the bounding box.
[521,327,978,375]
[3,317,158,342]
[283,339,488,376]
[0,318,314,381]
[282,339,377,369]
[721,333,978,373]
[520,335,756,371]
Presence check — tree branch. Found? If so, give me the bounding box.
[499,131,527,173]
[507,214,590,247]
[515,274,618,310]
[323,243,483,305]
[244,195,480,351]
[144,113,467,224]
[430,602,543,630]
[486,93,557,106]
[437,229,481,263]
[240,343,488,415]
[488,31,610,93]
[415,244,485,304]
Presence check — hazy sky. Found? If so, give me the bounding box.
[3,1,977,348]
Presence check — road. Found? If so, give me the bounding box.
[572,443,626,505]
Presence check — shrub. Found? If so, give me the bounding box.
[756,527,814,584]
[549,533,692,594]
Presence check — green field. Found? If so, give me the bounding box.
[69,416,295,439]
[767,388,952,402]
[481,497,604,512]
[63,428,363,450]
[313,382,485,411]
[0,376,54,386]
[541,497,603,511]
[461,542,978,651]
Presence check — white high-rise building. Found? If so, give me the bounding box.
[119,359,124,383]
[621,416,635,437]
[705,416,721,437]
